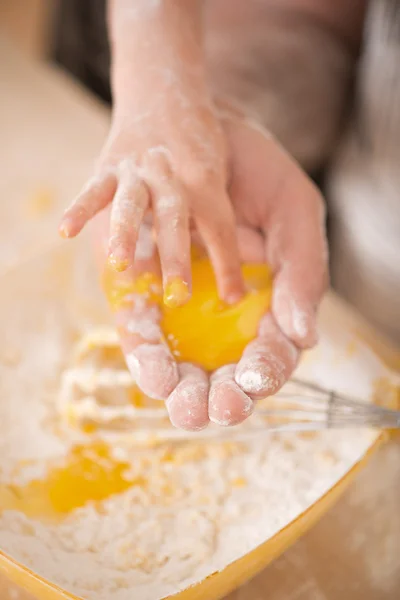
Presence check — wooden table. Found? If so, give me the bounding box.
[0,39,399,600]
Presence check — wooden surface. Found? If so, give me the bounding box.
[0,37,109,274]
[0,40,399,600]
[0,0,56,60]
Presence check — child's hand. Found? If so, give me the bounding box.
[89,109,328,430]
[59,91,245,307]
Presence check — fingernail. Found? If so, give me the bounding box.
[224,290,245,306]
[58,222,70,239]
[108,247,130,272]
[164,278,190,308]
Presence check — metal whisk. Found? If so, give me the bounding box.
[255,377,400,432]
[59,353,400,443]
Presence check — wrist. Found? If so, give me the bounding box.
[108,0,207,114]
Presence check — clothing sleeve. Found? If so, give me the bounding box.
[53,0,111,102]
[205,3,359,173]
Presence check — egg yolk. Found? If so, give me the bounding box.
[104,258,272,372]
[0,444,140,520]
[163,260,272,370]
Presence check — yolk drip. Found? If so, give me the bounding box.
[0,444,141,520]
[104,258,272,372]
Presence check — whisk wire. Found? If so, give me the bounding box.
[59,362,400,440]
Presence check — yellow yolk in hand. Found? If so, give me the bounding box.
[163,260,272,370]
[104,258,273,371]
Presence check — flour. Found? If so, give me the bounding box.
[126,318,161,341]
[0,427,377,600]
[125,343,178,400]
[0,246,385,600]
[236,354,285,394]
[0,344,378,600]
[134,225,155,261]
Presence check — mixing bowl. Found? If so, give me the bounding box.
[0,239,396,600]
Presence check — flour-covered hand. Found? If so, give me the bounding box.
[80,110,328,430]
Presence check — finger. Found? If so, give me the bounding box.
[265,179,328,349]
[117,301,179,401]
[235,314,299,398]
[236,225,265,263]
[93,207,156,269]
[209,364,254,426]
[59,170,117,238]
[97,216,179,400]
[112,261,178,400]
[195,193,245,304]
[222,117,327,349]
[271,267,324,349]
[108,163,150,272]
[166,363,209,431]
[152,178,191,308]
[223,118,327,340]
[191,224,265,265]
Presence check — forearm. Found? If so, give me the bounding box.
[205,0,366,172]
[108,0,209,115]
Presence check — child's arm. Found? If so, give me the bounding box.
[60,0,245,306]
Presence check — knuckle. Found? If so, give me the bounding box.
[143,150,172,180]
[181,161,219,190]
[198,214,226,241]
[156,193,184,217]
[195,196,235,232]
